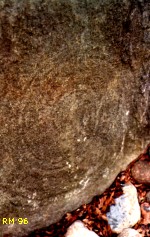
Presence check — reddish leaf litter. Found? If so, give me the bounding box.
[23,144,150,237]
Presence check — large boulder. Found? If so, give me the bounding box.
[0,0,149,236]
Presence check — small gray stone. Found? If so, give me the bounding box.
[106,183,141,234]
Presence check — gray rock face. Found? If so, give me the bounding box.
[0,0,149,236]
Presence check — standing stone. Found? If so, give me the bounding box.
[0,0,149,236]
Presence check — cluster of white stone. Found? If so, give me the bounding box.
[65,220,141,237]
[65,183,141,237]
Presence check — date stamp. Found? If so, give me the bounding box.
[2,218,28,225]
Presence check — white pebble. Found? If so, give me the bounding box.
[65,220,99,237]
[118,228,141,237]
[106,183,141,233]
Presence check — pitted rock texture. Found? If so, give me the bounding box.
[0,0,150,236]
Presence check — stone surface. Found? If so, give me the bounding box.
[0,0,149,236]
[146,191,150,202]
[106,183,141,233]
[117,228,141,237]
[65,220,99,237]
[140,202,150,225]
[131,161,150,184]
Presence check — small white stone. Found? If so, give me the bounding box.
[106,183,141,233]
[118,228,141,237]
[65,220,99,237]
[83,137,87,141]
[102,167,109,178]
[32,192,37,198]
